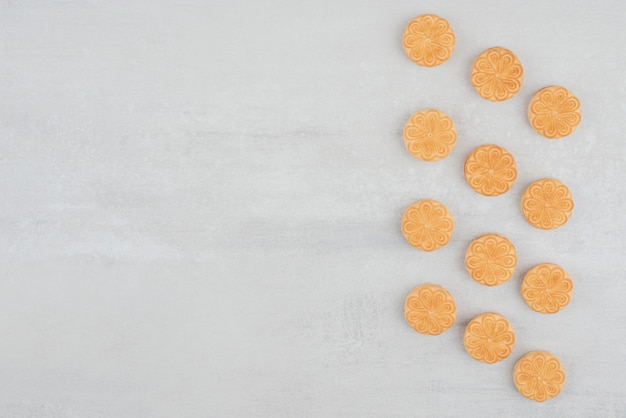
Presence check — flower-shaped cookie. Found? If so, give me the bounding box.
[465,234,517,286]
[521,178,574,230]
[528,86,581,139]
[464,144,517,196]
[405,284,456,335]
[471,47,524,101]
[401,200,454,251]
[402,14,455,67]
[514,351,566,402]
[521,264,573,314]
[404,109,457,161]
[463,313,515,363]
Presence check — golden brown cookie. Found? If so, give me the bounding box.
[521,178,574,230]
[402,14,455,67]
[404,109,457,161]
[463,313,515,363]
[404,284,456,335]
[401,200,454,251]
[521,264,573,314]
[514,351,566,402]
[464,144,517,196]
[465,234,517,286]
[471,47,524,101]
[528,86,581,139]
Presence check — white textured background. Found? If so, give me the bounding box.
[1,1,625,417]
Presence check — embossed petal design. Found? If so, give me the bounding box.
[464,144,517,196]
[465,234,517,286]
[471,47,524,101]
[528,86,581,139]
[401,200,454,251]
[521,264,573,314]
[404,284,456,335]
[402,14,455,67]
[404,109,457,162]
[514,351,566,402]
[521,178,574,230]
[463,313,515,363]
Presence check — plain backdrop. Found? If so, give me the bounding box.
[1,0,625,417]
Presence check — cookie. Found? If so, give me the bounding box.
[404,109,457,161]
[465,233,517,286]
[402,14,455,67]
[401,200,454,251]
[521,264,573,314]
[514,351,566,402]
[528,86,581,139]
[521,178,574,230]
[404,284,456,335]
[471,47,524,101]
[463,313,515,363]
[464,144,517,196]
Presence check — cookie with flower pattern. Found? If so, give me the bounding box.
[528,86,581,139]
[464,144,517,196]
[521,263,573,314]
[521,178,574,230]
[404,284,456,335]
[514,351,566,402]
[402,14,455,67]
[401,199,454,251]
[465,233,517,286]
[471,47,524,101]
[404,109,457,161]
[463,313,515,363]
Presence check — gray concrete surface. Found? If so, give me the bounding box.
[1,0,625,416]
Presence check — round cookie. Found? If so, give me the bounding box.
[404,109,457,162]
[463,313,515,363]
[471,47,524,101]
[404,284,456,335]
[514,351,566,402]
[465,233,517,286]
[401,200,454,251]
[521,263,573,314]
[464,144,517,196]
[528,86,581,139]
[521,178,574,230]
[402,14,455,67]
